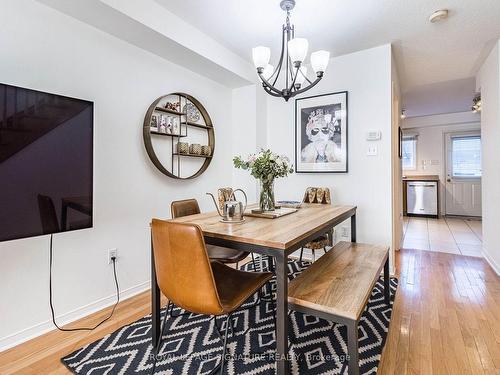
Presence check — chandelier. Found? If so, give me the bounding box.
[251,0,330,101]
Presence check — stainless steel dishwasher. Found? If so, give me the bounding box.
[406,181,438,216]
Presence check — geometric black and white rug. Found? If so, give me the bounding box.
[62,258,398,374]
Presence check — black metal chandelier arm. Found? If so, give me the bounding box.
[258,73,283,95]
[269,25,287,86]
[289,65,301,91]
[263,85,283,97]
[289,75,323,98]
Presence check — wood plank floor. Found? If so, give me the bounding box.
[1,249,499,374]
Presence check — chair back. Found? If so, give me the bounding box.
[171,199,200,218]
[302,187,332,204]
[217,187,234,211]
[37,194,60,234]
[151,219,224,315]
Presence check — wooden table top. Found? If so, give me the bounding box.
[169,204,356,250]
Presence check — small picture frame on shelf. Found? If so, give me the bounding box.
[166,116,173,134]
[150,115,158,132]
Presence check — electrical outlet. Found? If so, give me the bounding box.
[108,248,118,264]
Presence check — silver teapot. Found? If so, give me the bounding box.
[207,188,247,223]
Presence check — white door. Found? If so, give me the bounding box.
[445,132,482,217]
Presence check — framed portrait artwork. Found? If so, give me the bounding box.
[295,91,348,173]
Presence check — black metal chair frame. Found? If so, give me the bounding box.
[151,281,277,375]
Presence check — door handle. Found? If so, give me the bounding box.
[447,178,451,182]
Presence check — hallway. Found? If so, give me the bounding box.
[402,217,483,257]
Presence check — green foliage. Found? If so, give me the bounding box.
[233,149,294,183]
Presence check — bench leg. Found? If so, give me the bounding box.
[347,321,360,375]
[384,257,390,305]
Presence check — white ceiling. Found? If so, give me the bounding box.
[156,0,500,94]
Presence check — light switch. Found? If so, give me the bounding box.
[367,146,378,156]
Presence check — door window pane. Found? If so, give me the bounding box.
[452,136,481,177]
[402,139,416,170]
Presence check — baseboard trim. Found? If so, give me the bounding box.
[482,248,500,276]
[0,280,150,352]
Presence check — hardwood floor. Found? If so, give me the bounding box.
[378,249,500,374]
[1,249,499,374]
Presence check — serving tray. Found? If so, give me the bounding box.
[244,207,298,219]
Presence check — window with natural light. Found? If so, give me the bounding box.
[452,136,482,177]
[402,138,417,170]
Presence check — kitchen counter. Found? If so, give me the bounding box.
[402,175,440,182]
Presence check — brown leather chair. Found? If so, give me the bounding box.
[150,219,274,374]
[171,199,253,268]
[299,187,334,262]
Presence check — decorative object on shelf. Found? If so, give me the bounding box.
[295,91,348,173]
[172,117,179,135]
[143,93,214,179]
[189,143,202,155]
[207,188,248,223]
[471,93,481,113]
[251,0,330,101]
[159,115,167,134]
[183,101,201,122]
[166,116,173,134]
[177,142,189,154]
[150,115,158,132]
[233,149,293,211]
[164,101,181,112]
[201,145,212,156]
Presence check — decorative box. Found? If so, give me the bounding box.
[201,145,212,156]
[177,142,189,154]
[189,143,202,155]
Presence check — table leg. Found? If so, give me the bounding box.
[151,232,160,348]
[384,256,390,305]
[275,251,289,374]
[347,321,360,375]
[350,213,357,242]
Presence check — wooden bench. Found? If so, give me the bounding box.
[288,241,391,375]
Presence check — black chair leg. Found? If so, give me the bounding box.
[219,314,232,374]
[299,247,304,263]
[151,306,169,374]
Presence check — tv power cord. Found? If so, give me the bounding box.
[49,234,120,331]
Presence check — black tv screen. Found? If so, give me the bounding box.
[0,83,93,242]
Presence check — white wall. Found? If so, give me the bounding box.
[265,45,393,259]
[0,0,237,349]
[476,40,500,275]
[0,2,398,349]
[402,113,480,214]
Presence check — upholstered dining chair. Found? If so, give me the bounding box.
[150,219,274,374]
[299,187,334,263]
[171,199,254,269]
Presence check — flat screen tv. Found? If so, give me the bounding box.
[0,83,93,242]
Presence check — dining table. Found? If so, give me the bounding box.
[151,203,357,374]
